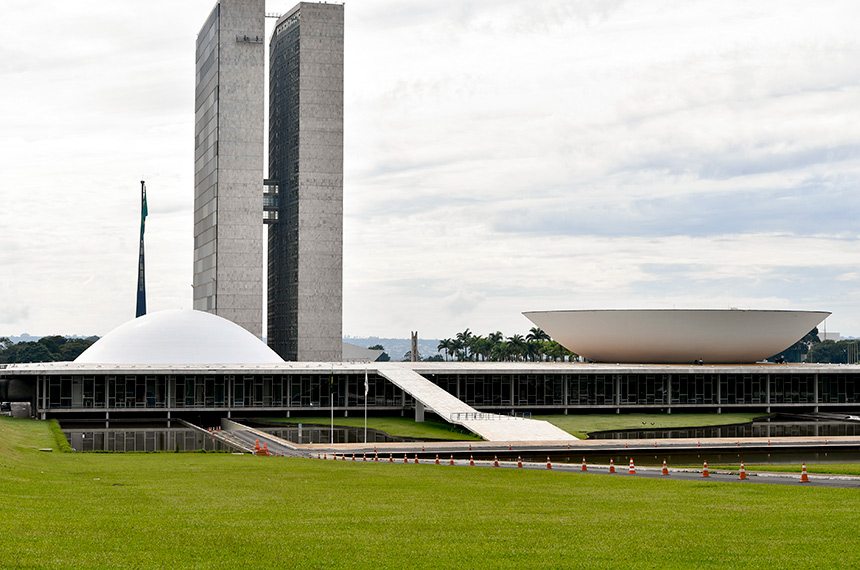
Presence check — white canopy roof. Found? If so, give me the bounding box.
[75,310,284,365]
[524,309,829,364]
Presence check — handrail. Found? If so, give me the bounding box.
[449,412,527,422]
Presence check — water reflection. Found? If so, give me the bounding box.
[63,428,229,452]
[258,424,420,444]
[590,418,860,440]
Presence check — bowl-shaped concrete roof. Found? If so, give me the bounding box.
[523,309,829,364]
[75,310,284,365]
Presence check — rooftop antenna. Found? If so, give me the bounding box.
[135,180,148,318]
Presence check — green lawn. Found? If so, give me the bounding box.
[3,416,860,569]
[534,413,764,439]
[261,415,482,440]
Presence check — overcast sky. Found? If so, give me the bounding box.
[1,0,858,340]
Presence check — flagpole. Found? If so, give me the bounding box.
[364,365,368,444]
[330,364,334,444]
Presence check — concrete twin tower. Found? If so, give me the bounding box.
[193,0,344,361]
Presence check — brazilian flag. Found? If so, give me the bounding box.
[136,181,148,318]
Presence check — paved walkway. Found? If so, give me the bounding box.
[376,364,576,442]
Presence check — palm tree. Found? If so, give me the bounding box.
[490,341,511,362]
[526,327,550,342]
[456,329,473,360]
[450,338,465,361]
[525,341,541,362]
[468,335,487,361]
[437,338,453,361]
[507,334,526,362]
[526,328,550,361]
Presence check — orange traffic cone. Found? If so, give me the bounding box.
[254,439,260,453]
[469,444,472,451]
[435,454,439,465]
[662,459,669,476]
[414,454,419,464]
[581,458,587,472]
[494,456,499,467]
[351,453,355,461]
[800,463,809,483]
[389,453,393,463]
[609,459,616,473]
[450,455,455,466]
[517,456,523,468]
[422,446,425,452]
[739,461,747,480]
[324,454,327,460]
[374,452,378,462]
[509,445,512,451]
[547,457,552,470]
[403,454,408,463]
[362,454,366,462]
[317,454,321,460]
[628,458,636,475]
[702,460,709,477]
[341,454,346,461]
[262,442,269,456]
[470,455,475,466]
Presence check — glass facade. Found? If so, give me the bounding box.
[267,12,301,358]
[28,369,860,417]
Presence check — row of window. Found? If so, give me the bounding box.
[37,373,860,410]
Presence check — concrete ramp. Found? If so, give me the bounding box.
[376,364,575,442]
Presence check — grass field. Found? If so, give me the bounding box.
[263,415,481,440]
[3,416,860,569]
[533,412,764,439]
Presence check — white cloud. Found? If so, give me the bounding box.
[1,0,859,341]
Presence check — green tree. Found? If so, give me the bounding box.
[455,329,473,360]
[12,342,56,363]
[437,339,454,361]
[507,334,526,361]
[807,340,859,364]
[450,338,465,361]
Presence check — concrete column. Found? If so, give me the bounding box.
[766,374,771,406]
[716,374,721,407]
[814,373,819,412]
[667,374,672,407]
[415,401,425,423]
[563,375,568,407]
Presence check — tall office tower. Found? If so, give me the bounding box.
[268,3,344,361]
[193,0,265,338]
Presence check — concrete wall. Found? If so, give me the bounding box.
[193,0,265,338]
[296,3,344,362]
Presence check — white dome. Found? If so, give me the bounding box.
[75,310,284,365]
